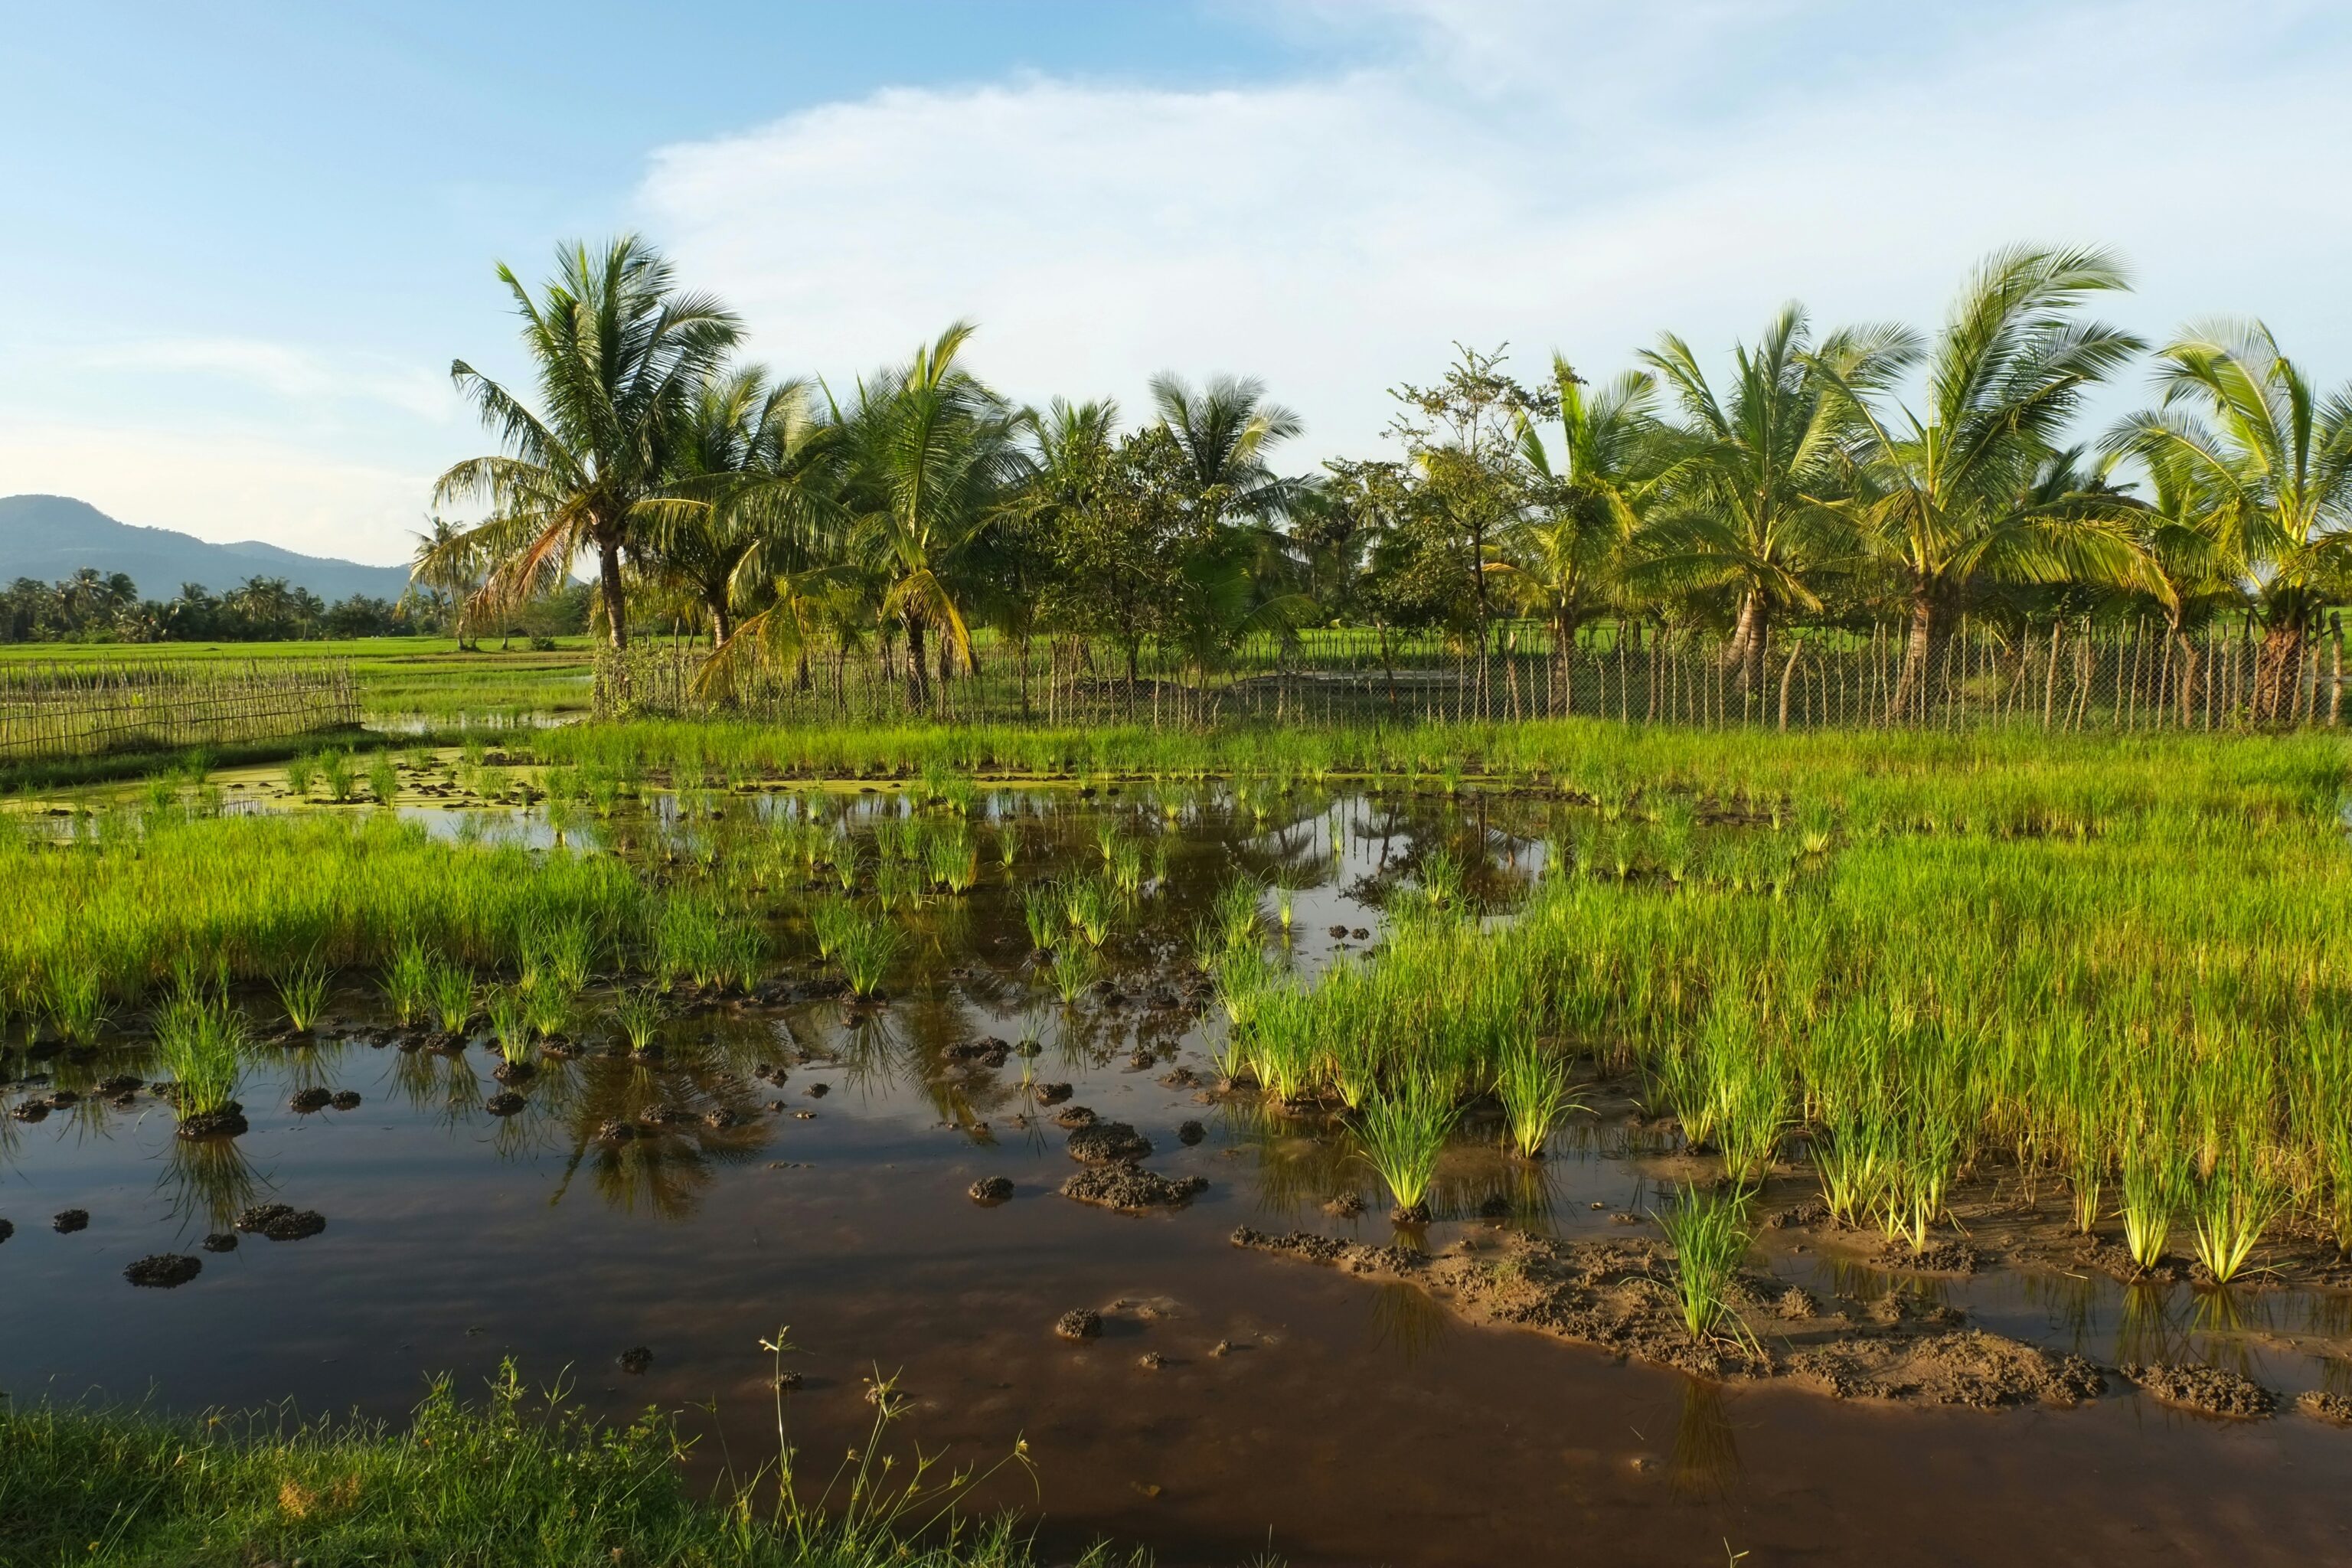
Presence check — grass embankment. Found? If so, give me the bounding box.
[0,1367,1077,1568]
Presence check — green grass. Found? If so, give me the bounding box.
[0,1364,1105,1568]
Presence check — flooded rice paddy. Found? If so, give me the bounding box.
[3,782,2348,1565]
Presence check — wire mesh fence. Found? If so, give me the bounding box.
[0,659,360,762]
[594,616,2351,733]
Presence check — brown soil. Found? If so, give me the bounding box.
[2123,1363,2277,1418]
[201,1232,239,1253]
[1061,1161,1209,1213]
[236,1204,326,1242]
[485,1091,528,1116]
[1067,1121,1152,1163]
[1054,1308,1102,1341]
[330,1090,362,1110]
[124,1253,202,1289]
[2298,1390,2352,1424]
[1054,1106,1098,1129]
[289,1088,333,1112]
[52,1210,89,1233]
[175,1108,250,1139]
[1032,1081,1074,1106]
[1233,1225,2105,1410]
[969,1176,1015,1205]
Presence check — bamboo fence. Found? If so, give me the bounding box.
[0,659,360,762]
[596,615,2350,733]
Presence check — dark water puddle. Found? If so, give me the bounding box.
[3,790,2350,1566]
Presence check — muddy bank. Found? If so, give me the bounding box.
[1233,1223,2115,1410]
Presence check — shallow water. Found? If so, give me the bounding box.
[4,788,2349,1566]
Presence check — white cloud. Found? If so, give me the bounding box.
[0,423,431,567]
[74,337,456,422]
[640,1,2352,466]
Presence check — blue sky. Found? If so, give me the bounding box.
[5,2,2348,565]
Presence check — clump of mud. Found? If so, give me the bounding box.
[1233,1225,2106,1410]
[1054,1106,1097,1129]
[969,1176,1014,1205]
[175,1106,249,1139]
[1054,1308,1102,1341]
[2124,1362,2277,1418]
[1067,1121,1152,1163]
[2298,1390,2352,1424]
[124,1253,202,1289]
[330,1090,361,1110]
[485,1092,528,1116]
[0,1218,12,1244]
[618,1346,653,1374]
[236,1204,326,1242]
[53,1210,89,1234]
[1062,1161,1207,1212]
[1031,1082,1073,1106]
[201,1232,239,1253]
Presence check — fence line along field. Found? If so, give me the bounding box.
[0,658,358,762]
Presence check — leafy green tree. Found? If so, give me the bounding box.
[2106,321,2352,720]
[1815,247,2154,716]
[431,236,741,649]
[1633,309,1909,691]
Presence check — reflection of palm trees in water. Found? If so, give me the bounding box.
[545,1051,771,1221]
[1668,1376,1744,1501]
[156,1132,264,1237]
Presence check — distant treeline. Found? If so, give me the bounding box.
[0,569,590,645]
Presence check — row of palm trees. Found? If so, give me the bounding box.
[427,238,2352,720]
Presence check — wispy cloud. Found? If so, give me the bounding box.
[74,337,455,422]
[641,1,2352,462]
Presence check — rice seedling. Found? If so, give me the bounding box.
[1354,1071,1459,1221]
[925,828,978,893]
[382,939,433,1025]
[1494,1030,1582,1159]
[368,753,400,807]
[152,990,247,1123]
[524,982,573,1042]
[285,753,317,798]
[1212,873,1261,951]
[1020,884,1062,952]
[2189,1142,2285,1285]
[485,986,534,1068]
[2119,1133,2184,1272]
[609,986,665,1054]
[1046,942,1096,1005]
[836,915,903,999]
[321,751,357,804]
[274,956,330,1032]
[427,960,476,1035]
[43,964,108,1044]
[1655,1184,1759,1351]
[1064,876,1115,949]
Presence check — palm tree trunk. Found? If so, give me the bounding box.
[1886,586,1936,722]
[905,615,931,708]
[2252,616,2306,724]
[598,541,629,650]
[707,593,732,648]
[2169,612,2197,729]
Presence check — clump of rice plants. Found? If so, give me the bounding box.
[523,981,572,1044]
[1063,875,1116,949]
[1494,1028,1582,1160]
[368,754,400,807]
[2189,1142,2284,1285]
[1020,884,1061,952]
[808,897,859,962]
[285,753,317,798]
[43,964,108,1044]
[485,987,535,1076]
[610,986,665,1056]
[153,990,249,1136]
[1656,1184,1759,1351]
[274,957,330,1033]
[1354,1071,1459,1223]
[2119,1131,2184,1272]
[426,959,475,1035]
[382,939,433,1026]
[321,751,357,805]
[836,914,903,1000]
[1211,873,1261,951]
[1045,942,1096,1005]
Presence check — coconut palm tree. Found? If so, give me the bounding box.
[1495,356,1670,697]
[2105,321,2352,721]
[406,516,485,647]
[653,367,838,648]
[1815,246,2154,717]
[1632,309,1911,694]
[429,236,740,649]
[836,322,1026,706]
[1148,372,1302,523]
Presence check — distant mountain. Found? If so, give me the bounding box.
[0,494,413,603]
